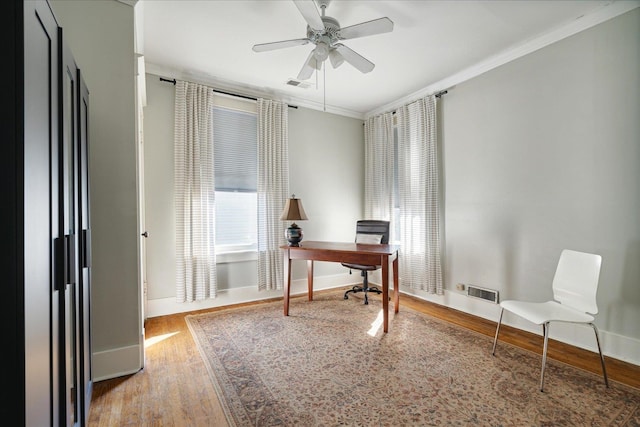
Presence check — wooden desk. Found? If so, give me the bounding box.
[281,241,400,332]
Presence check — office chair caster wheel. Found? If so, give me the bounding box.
[344,295,349,300]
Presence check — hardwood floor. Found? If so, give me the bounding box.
[88,288,640,425]
[399,292,640,390]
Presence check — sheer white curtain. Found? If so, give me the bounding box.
[174,80,217,302]
[396,95,443,294]
[257,98,289,290]
[364,112,395,239]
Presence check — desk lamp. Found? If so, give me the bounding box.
[280,195,308,246]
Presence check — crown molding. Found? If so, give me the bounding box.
[144,63,365,120]
[116,0,137,7]
[365,0,639,118]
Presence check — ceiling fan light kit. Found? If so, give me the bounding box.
[253,0,394,81]
[314,39,330,61]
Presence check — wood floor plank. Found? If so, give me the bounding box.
[88,288,640,425]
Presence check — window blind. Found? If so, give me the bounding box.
[213,106,257,192]
[212,106,258,252]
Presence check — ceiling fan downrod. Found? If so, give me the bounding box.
[318,0,330,17]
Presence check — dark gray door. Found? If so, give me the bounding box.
[60,29,81,426]
[77,70,92,426]
[23,1,61,425]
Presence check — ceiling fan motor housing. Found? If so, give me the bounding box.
[307,15,340,46]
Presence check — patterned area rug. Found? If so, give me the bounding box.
[186,293,640,426]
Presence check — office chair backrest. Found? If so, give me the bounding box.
[552,249,601,315]
[354,220,390,244]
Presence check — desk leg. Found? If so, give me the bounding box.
[284,251,291,316]
[382,255,389,333]
[307,260,314,301]
[393,253,399,313]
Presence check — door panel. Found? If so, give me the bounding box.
[23,1,60,425]
[61,30,80,426]
[77,70,93,425]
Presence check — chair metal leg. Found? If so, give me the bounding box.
[361,271,382,305]
[492,311,607,392]
[590,323,609,388]
[540,322,550,392]
[344,270,381,304]
[344,271,363,300]
[343,285,362,300]
[492,308,504,355]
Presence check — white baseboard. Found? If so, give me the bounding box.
[402,287,640,367]
[92,344,143,382]
[145,272,356,318]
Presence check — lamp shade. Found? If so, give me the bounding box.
[280,195,308,246]
[280,196,308,221]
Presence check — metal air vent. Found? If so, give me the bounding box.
[467,285,499,304]
[286,79,312,89]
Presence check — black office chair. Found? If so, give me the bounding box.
[342,220,390,305]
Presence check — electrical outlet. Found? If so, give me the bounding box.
[456,283,465,291]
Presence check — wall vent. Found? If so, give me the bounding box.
[467,285,499,304]
[285,79,312,89]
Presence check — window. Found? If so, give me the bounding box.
[212,106,258,253]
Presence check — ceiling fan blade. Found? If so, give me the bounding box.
[335,44,374,73]
[252,38,309,53]
[339,17,394,40]
[297,49,321,80]
[329,49,344,69]
[293,0,325,32]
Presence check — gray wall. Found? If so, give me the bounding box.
[49,1,640,378]
[441,8,639,357]
[51,0,142,379]
[143,74,364,310]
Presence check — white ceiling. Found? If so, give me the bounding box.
[140,0,636,118]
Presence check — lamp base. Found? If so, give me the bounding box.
[285,222,303,246]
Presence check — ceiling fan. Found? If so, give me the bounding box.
[252,0,394,81]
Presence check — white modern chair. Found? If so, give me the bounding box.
[491,249,609,392]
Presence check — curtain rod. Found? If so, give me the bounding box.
[159,77,298,109]
[361,90,449,123]
[388,90,448,116]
